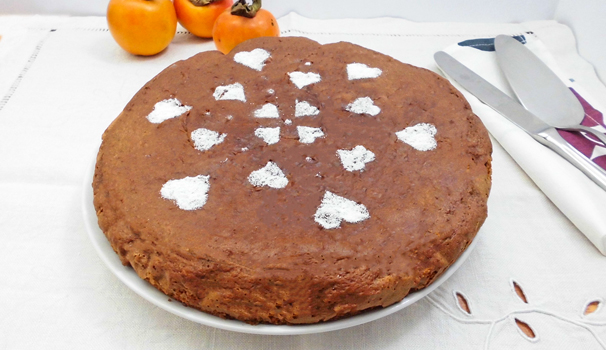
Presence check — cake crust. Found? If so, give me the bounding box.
[93,36,492,324]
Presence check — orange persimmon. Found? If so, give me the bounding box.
[212,0,279,54]
[174,0,233,38]
[107,0,177,56]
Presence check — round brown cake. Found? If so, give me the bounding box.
[93,36,492,325]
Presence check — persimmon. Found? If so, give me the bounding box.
[212,0,280,54]
[174,0,233,38]
[107,0,177,56]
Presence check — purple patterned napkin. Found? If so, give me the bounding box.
[560,89,606,169]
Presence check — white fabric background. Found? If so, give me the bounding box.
[0,14,605,349]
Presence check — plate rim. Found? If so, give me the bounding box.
[82,150,479,335]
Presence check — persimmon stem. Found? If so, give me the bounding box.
[231,0,261,18]
[189,0,221,6]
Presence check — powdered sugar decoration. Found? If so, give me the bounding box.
[161,175,210,211]
[191,128,227,151]
[213,83,246,102]
[347,63,382,80]
[314,191,370,229]
[396,123,438,151]
[337,145,375,171]
[297,126,324,144]
[288,71,322,89]
[295,100,320,117]
[346,97,381,116]
[255,127,280,145]
[248,161,288,189]
[146,98,192,124]
[233,48,270,71]
[254,103,280,119]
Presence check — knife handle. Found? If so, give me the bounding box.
[535,127,606,191]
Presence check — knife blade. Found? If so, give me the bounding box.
[494,35,606,145]
[434,51,606,191]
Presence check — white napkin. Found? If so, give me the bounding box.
[442,33,606,255]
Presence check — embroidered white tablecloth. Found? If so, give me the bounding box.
[0,13,605,350]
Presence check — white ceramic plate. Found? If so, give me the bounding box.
[82,157,479,335]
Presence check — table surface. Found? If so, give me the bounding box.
[1,14,605,350]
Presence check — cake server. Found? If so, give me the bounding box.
[494,34,606,146]
[434,51,606,191]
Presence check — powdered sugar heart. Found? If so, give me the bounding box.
[396,123,437,151]
[297,126,324,144]
[288,71,322,89]
[347,63,382,80]
[233,48,271,71]
[213,83,246,102]
[248,161,289,189]
[191,128,226,151]
[346,97,381,116]
[295,100,320,117]
[314,191,370,229]
[337,145,375,171]
[161,175,210,211]
[254,103,280,119]
[255,127,280,145]
[146,98,192,124]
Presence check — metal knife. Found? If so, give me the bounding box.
[494,34,606,145]
[434,51,606,191]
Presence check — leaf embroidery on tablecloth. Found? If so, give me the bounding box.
[427,278,606,348]
[583,299,603,316]
[454,290,472,315]
[511,279,528,304]
[514,318,537,340]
